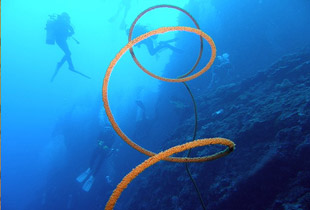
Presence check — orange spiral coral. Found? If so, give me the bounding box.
[103,26,221,163]
[102,26,235,209]
[105,138,235,210]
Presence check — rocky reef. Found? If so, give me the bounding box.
[125,50,310,210]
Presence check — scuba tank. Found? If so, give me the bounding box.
[45,15,56,45]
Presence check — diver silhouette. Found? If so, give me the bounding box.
[45,12,90,81]
[76,126,117,192]
[128,24,183,56]
[109,0,131,29]
[208,53,234,88]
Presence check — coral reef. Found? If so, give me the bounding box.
[125,51,310,210]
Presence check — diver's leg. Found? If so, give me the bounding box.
[56,39,68,55]
[56,39,91,79]
[136,100,147,121]
[51,51,67,82]
[152,44,167,55]
[207,69,216,89]
[56,40,75,70]
[55,41,67,68]
[66,55,75,71]
[165,45,183,53]
[163,38,179,44]
[151,40,178,55]
[145,40,156,56]
[62,43,75,70]
[57,56,66,68]
[89,148,100,170]
[92,153,105,176]
[109,3,124,22]
[119,1,130,29]
[82,151,101,192]
[159,42,183,54]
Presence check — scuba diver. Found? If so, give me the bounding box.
[127,24,183,56]
[133,100,153,141]
[76,127,117,192]
[109,0,131,29]
[45,12,90,81]
[135,100,146,122]
[208,53,234,88]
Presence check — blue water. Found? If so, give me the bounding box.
[2,0,310,209]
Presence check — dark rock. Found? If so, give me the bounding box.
[125,51,310,210]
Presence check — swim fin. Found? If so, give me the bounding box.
[82,175,95,192]
[76,168,91,183]
[69,68,91,79]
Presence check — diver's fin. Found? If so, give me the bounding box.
[76,168,91,183]
[82,175,95,192]
[69,68,91,79]
[135,100,145,110]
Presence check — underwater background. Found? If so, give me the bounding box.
[1,0,310,209]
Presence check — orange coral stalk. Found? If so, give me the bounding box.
[105,138,235,210]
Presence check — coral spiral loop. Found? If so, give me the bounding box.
[103,26,220,162]
[102,26,235,210]
[128,4,204,78]
[105,138,235,210]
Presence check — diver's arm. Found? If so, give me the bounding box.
[68,25,75,37]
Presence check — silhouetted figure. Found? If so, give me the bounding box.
[109,0,131,29]
[45,12,90,81]
[208,53,234,88]
[128,25,183,56]
[133,100,154,143]
[135,100,146,121]
[76,126,117,192]
[54,13,75,71]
